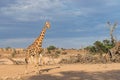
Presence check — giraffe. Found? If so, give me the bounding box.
[25,21,50,73]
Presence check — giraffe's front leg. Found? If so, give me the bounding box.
[34,54,41,74]
[25,57,29,74]
[25,50,31,74]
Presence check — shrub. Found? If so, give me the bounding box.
[55,50,61,54]
[85,39,114,55]
[11,49,17,57]
[47,45,56,51]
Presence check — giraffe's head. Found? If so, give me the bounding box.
[45,21,50,29]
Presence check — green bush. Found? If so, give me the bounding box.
[47,45,56,51]
[85,39,114,54]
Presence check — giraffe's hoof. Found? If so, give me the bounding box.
[39,71,42,74]
[35,70,41,74]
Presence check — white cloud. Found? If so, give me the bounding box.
[94,23,107,30]
[104,0,120,6]
[0,0,64,21]
[72,8,96,17]
[67,23,108,33]
[0,0,101,22]
[68,29,87,32]
[0,38,34,48]
[1,0,120,19]
[0,35,109,49]
[43,36,109,49]
[0,26,9,30]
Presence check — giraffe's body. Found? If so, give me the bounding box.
[25,21,50,73]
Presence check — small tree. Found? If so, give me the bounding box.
[47,45,56,54]
[47,45,56,51]
[103,39,113,49]
[94,41,107,53]
[85,40,114,55]
[5,46,11,51]
[85,46,96,54]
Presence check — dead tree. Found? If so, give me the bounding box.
[107,21,120,61]
[108,41,120,62]
[107,21,117,45]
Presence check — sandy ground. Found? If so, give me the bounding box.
[0,63,120,80]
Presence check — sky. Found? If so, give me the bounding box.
[0,0,120,49]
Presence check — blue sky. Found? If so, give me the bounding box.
[0,0,120,49]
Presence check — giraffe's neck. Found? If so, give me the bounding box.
[33,27,47,47]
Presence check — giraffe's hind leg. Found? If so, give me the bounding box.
[33,55,41,74]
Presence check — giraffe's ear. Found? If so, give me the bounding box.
[45,21,50,29]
